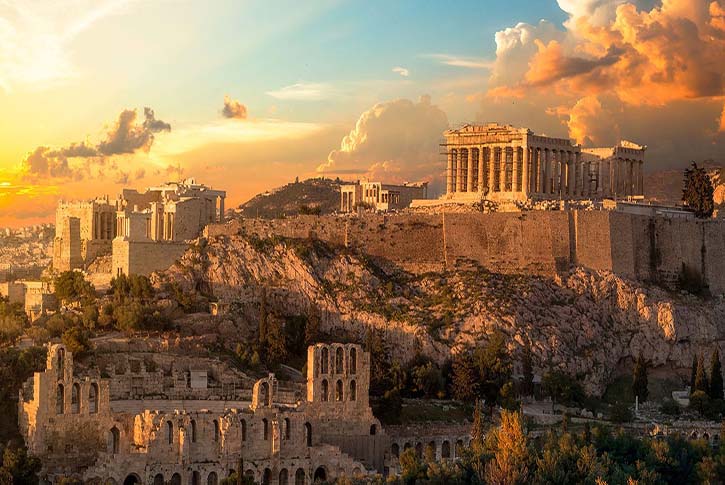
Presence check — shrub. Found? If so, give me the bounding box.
[659,398,682,416]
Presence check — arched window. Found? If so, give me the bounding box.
[71,383,80,413]
[262,468,271,485]
[241,419,247,442]
[56,384,65,414]
[349,348,357,374]
[260,381,270,406]
[321,347,329,374]
[279,469,289,485]
[415,442,423,458]
[370,424,377,436]
[89,383,99,414]
[191,419,197,443]
[335,347,344,374]
[441,440,451,459]
[321,380,328,402]
[153,474,164,485]
[191,471,201,485]
[166,421,173,444]
[304,422,312,447]
[335,380,343,401]
[170,474,181,485]
[426,441,436,461]
[207,472,218,485]
[313,468,327,483]
[455,439,464,457]
[391,443,400,457]
[295,468,306,485]
[349,380,356,401]
[213,419,220,442]
[109,426,120,454]
[262,418,269,440]
[284,418,291,440]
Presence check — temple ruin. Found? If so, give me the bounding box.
[442,123,646,203]
[339,181,428,212]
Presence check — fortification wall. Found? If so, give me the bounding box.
[112,240,188,276]
[206,212,725,294]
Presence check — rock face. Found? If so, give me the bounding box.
[160,234,725,395]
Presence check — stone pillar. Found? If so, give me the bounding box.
[499,148,506,192]
[559,151,566,197]
[544,149,551,195]
[488,148,496,192]
[455,150,463,192]
[538,149,545,194]
[522,147,530,196]
[466,149,474,193]
[572,152,579,197]
[478,146,485,192]
[447,151,454,194]
[567,152,574,197]
[512,147,519,192]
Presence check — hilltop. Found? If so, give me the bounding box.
[237,177,349,218]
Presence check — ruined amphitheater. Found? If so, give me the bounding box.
[19,343,469,484]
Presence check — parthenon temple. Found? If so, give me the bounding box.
[443,123,646,202]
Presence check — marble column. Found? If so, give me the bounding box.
[447,150,454,194]
[455,150,463,192]
[559,151,566,197]
[488,148,496,192]
[466,149,474,193]
[477,146,485,192]
[543,149,550,194]
[567,152,574,197]
[522,147,530,196]
[512,147,519,192]
[499,148,507,192]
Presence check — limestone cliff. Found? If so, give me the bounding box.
[158,234,725,395]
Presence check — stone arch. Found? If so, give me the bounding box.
[262,468,272,485]
[305,422,312,447]
[391,443,399,457]
[370,424,377,436]
[441,440,450,459]
[207,472,218,485]
[260,382,270,405]
[690,431,698,439]
[192,471,201,485]
[109,426,120,454]
[89,382,99,414]
[349,380,356,401]
[244,470,255,480]
[170,473,182,485]
[57,347,66,376]
[415,442,423,458]
[262,418,269,440]
[403,442,411,451]
[213,419,220,442]
[335,380,343,401]
[240,418,247,442]
[321,379,329,402]
[455,439,464,457]
[703,432,711,441]
[349,348,357,374]
[153,474,164,485]
[71,383,80,413]
[191,419,197,443]
[167,421,174,444]
[321,347,329,374]
[335,346,344,374]
[279,469,289,485]
[284,417,291,440]
[313,467,327,483]
[426,440,436,460]
[295,468,306,485]
[123,474,141,485]
[57,383,65,414]
[252,375,276,409]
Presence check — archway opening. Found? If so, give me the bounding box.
[313,467,327,483]
[207,472,218,485]
[153,474,164,485]
[123,474,141,485]
[295,468,306,485]
[170,473,182,485]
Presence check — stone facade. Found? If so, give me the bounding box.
[20,342,455,484]
[52,178,226,276]
[0,280,56,321]
[442,123,646,203]
[340,182,428,212]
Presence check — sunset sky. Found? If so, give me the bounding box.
[1,0,724,228]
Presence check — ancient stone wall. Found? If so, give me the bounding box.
[112,240,188,277]
[206,212,725,294]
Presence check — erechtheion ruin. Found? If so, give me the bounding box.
[52,179,226,276]
[19,343,469,483]
[340,181,428,212]
[442,123,646,202]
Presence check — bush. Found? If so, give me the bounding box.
[610,402,633,423]
[54,271,95,306]
[61,327,91,356]
[689,390,710,415]
[659,398,682,416]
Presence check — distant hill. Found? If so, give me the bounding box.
[645,161,724,206]
[237,178,349,219]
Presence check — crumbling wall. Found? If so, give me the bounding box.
[112,240,188,276]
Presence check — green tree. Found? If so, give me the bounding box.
[709,348,723,400]
[485,410,529,485]
[257,287,268,355]
[1,444,41,485]
[451,350,478,401]
[264,316,287,367]
[61,327,90,356]
[474,331,512,411]
[0,297,27,344]
[399,447,426,484]
[471,400,487,455]
[690,354,698,393]
[54,271,95,306]
[632,355,648,402]
[682,162,714,218]
[695,355,709,393]
[542,370,584,407]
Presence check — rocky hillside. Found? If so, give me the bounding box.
[237,177,349,218]
[645,162,725,205]
[157,232,725,396]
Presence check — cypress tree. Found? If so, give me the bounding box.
[709,348,724,400]
[682,162,714,218]
[632,355,648,402]
[690,354,698,394]
[257,287,268,354]
[521,341,534,397]
[695,355,709,393]
[471,399,486,455]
